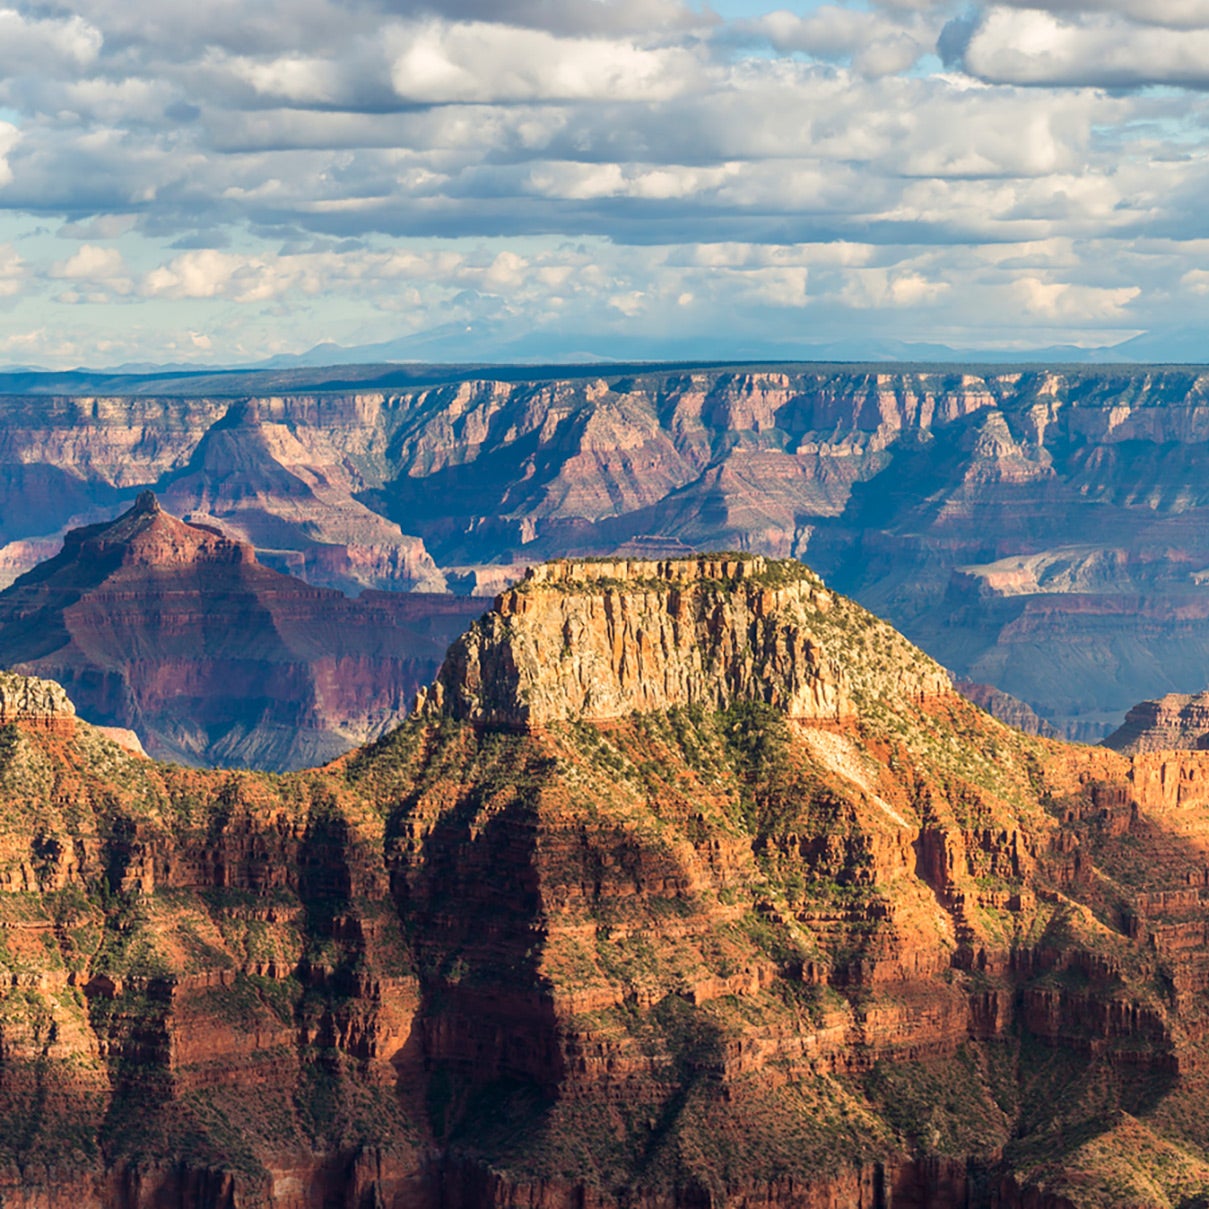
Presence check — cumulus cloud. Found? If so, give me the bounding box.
[50,243,133,301]
[0,8,101,73]
[387,21,699,104]
[841,268,951,308]
[955,6,1209,87]
[739,8,929,77]
[987,0,1209,30]
[1010,275,1141,319]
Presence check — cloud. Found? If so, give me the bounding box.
[53,244,126,279]
[0,244,24,297]
[372,0,705,36]
[387,21,700,104]
[840,268,951,308]
[0,0,1201,366]
[49,242,133,302]
[1009,275,1142,319]
[0,8,102,74]
[955,6,1209,87]
[142,249,262,299]
[739,8,929,77]
[0,122,17,189]
[986,0,1209,31]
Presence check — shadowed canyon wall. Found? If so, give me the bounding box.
[0,493,486,769]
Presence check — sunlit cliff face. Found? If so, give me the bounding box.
[0,555,1206,1206]
[7,367,1209,738]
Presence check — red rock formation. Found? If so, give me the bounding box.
[14,369,1209,735]
[0,494,487,769]
[955,680,1060,738]
[0,556,1205,1205]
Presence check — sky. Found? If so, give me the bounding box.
[0,0,1208,367]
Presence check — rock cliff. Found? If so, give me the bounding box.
[0,669,74,726]
[0,557,1207,1206]
[0,494,486,769]
[1104,691,1209,753]
[955,680,1060,738]
[422,555,948,725]
[12,367,1209,734]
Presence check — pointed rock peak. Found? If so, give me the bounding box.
[60,497,256,571]
[419,555,950,727]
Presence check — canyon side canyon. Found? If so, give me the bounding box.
[6,365,1209,738]
[3,556,1209,1206]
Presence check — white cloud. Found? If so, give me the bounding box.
[0,121,17,190]
[743,8,929,77]
[0,0,1199,363]
[840,268,951,308]
[992,0,1209,31]
[0,9,102,73]
[50,243,133,303]
[53,244,126,280]
[142,250,248,300]
[961,6,1209,86]
[0,243,24,297]
[387,20,699,103]
[1010,275,1142,320]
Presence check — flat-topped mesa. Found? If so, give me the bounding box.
[60,490,253,570]
[419,555,951,726]
[0,671,75,729]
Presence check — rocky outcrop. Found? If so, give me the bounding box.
[0,495,487,769]
[422,556,949,726]
[0,669,74,727]
[955,679,1060,738]
[1103,691,1209,753]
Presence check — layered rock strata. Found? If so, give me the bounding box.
[955,679,1060,738]
[12,368,1209,734]
[0,557,1208,1205]
[423,556,948,725]
[1104,691,1209,753]
[0,493,486,769]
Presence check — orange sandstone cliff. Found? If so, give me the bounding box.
[2,557,1209,1206]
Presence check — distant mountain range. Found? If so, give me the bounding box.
[2,322,1207,386]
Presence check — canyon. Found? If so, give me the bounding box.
[7,365,1209,737]
[0,492,485,769]
[1,556,1209,1206]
